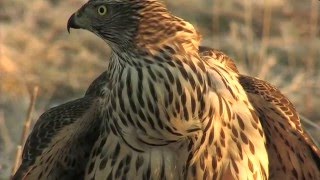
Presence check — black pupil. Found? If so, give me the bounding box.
[99,7,105,14]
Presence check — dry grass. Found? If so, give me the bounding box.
[0,0,319,178]
[10,86,38,178]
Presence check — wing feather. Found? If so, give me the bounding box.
[12,96,99,180]
[239,75,320,179]
[199,46,320,179]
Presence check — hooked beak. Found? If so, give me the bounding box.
[67,13,81,33]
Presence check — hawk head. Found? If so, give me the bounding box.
[67,0,200,53]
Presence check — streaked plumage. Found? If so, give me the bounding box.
[68,0,268,179]
[82,52,320,179]
[12,73,108,180]
[199,46,320,179]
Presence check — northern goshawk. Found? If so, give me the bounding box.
[68,0,268,179]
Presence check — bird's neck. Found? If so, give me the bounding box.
[134,12,201,54]
[104,41,208,140]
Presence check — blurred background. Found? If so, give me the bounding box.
[0,0,319,178]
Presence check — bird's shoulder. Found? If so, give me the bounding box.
[239,75,320,170]
[239,75,302,133]
[85,71,109,97]
[198,46,320,172]
[199,46,239,74]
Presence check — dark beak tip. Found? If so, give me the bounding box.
[67,14,73,34]
[67,13,78,34]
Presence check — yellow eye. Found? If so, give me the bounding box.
[97,5,107,16]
